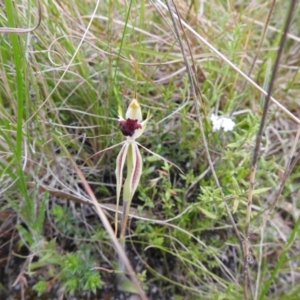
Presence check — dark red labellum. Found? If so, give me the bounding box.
[119,118,142,137]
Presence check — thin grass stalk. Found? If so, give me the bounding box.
[4,0,35,223]
[0,0,41,33]
[25,0,101,126]
[5,0,24,169]
[231,0,276,115]
[254,226,264,300]
[244,0,297,298]
[110,0,133,101]
[243,0,276,82]
[258,201,300,299]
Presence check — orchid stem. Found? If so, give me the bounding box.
[118,200,130,273]
[120,200,129,239]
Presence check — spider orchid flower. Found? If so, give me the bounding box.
[115,99,150,237]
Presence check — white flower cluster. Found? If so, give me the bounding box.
[210,114,235,132]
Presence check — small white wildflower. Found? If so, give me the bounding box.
[210,114,235,132]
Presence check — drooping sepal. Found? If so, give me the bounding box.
[123,143,143,203]
[121,143,143,237]
[115,142,129,235]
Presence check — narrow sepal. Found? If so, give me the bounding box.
[115,142,129,235]
[123,143,143,203]
[121,143,143,237]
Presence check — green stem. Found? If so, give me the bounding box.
[118,200,130,274]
